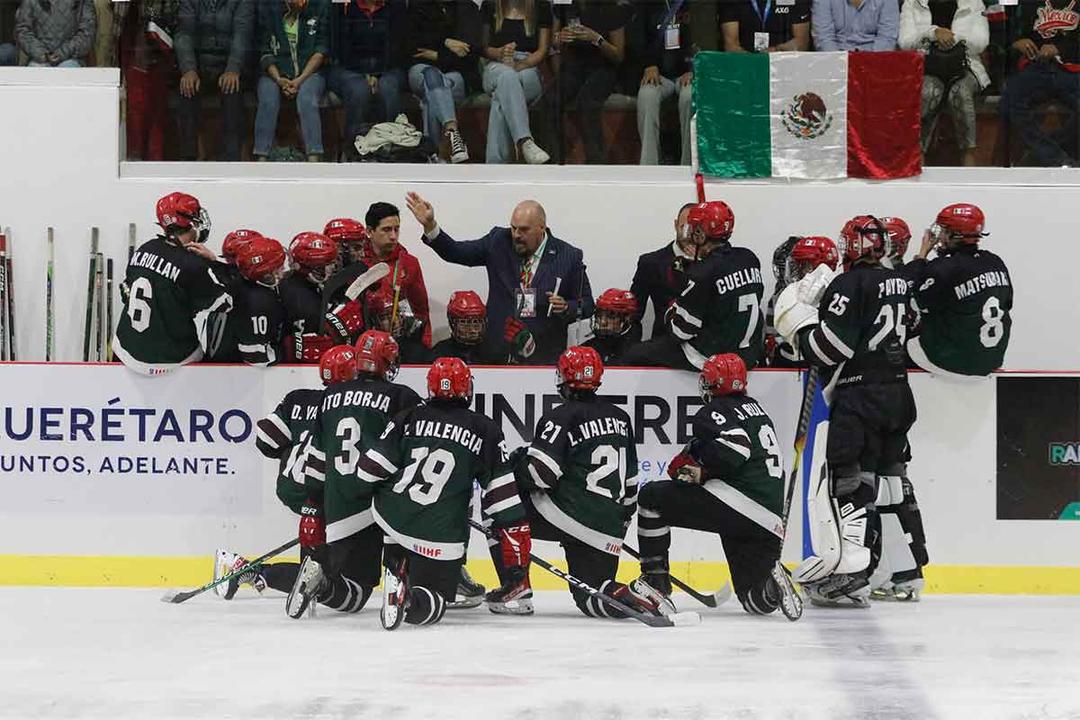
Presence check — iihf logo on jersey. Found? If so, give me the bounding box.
[1048,442,1080,465]
[782,92,833,140]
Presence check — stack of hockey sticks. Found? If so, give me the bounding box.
[82,228,116,361]
[0,226,16,361]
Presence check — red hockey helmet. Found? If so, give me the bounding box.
[447,290,486,345]
[156,192,210,243]
[354,329,400,380]
[879,217,912,260]
[931,203,987,247]
[324,218,369,263]
[838,215,888,266]
[700,353,748,402]
[222,229,264,265]
[365,285,398,335]
[236,236,287,286]
[687,201,735,243]
[319,345,358,386]
[592,288,638,338]
[428,356,473,403]
[289,232,339,282]
[556,346,604,394]
[786,236,839,284]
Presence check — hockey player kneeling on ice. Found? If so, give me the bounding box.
[114,191,232,375]
[351,357,527,630]
[905,203,1013,378]
[286,333,423,619]
[502,346,668,619]
[583,288,641,365]
[774,215,917,608]
[635,353,802,621]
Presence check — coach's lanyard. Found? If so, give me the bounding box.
[750,0,773,26]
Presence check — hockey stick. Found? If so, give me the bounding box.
[5,227,14,360]
[106,259,114,361]
[161,538,300,604]
[127,223,136,264]
[467,519,700,628]
[620,544,732,608]
[782,368,820,529]
[46,228,55,362]
[83,229,98,361]
[95,247,105,361]
[344,261,389,301]
[0,232,7,361]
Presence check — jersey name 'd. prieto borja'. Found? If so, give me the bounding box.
[321,389,392,414]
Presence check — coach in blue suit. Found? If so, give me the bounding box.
[406,192,594,365]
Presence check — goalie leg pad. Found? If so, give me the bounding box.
[794,466,875,583]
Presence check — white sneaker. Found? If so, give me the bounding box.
[520,139,550,165]
[285,556,325,619]
[447,129,469,164]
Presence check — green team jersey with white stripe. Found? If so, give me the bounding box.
[519,397,639,556]
[113,236,232,372]
[256,387,322,514]
[356,400,524,561]
[690,393,785,539]
[668,245,765,370]
[303,377,422,543]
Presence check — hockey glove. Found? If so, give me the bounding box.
[497,524,531,571]
[298,501,326,549]
[773,283,819,344]
[323,299,364,343]
[288,332,335,363]
[503,317,536,359]
[668,445,704,485]
[797,263,836,306]
[507,445,529,472]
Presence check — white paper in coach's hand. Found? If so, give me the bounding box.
[567,319,593,348]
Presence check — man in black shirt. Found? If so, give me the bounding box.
[720,0,811,52]
[630,202,695,339]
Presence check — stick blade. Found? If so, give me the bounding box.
[711,582,734,607]
[668,611,703,627]
[160,589,195,604]
[344,262,390,301]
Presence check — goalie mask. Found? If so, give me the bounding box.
[772,237,800,284]
[838,215,888,268]
[447,290,486,346]
[592,288,638,338]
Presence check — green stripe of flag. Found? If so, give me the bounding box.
[694,52,771,179]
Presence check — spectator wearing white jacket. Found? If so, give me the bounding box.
[899,0,989,166]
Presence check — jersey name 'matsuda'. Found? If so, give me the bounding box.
[128,250,181,283]
[567,416,630,447]
[953,270,1011,300]
[716,267,764,295]
[321,389,392,414]
[877,277,909,298]
[404,419,484,455]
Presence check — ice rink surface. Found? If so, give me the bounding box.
[3,588,1079,720]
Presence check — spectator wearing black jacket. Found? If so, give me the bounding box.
[629,202,695,339]
[1000,0,1080,166]
[174,0,254,161]
[629,1,695,165]
[1,0,18,65]
[327,0,409,144]
[406,0,483,163]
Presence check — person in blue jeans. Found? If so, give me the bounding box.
[1000,0,1080,167]
[480,0,552,164]
[407,0,482,163]
[255,0,330,162]
[326,0,408,146]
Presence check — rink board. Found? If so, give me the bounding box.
[0,364,1077,594]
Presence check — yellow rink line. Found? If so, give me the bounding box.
[1,555,1078,595]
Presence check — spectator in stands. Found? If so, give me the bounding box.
[406,192,594,365]
[630,0,695,166]
[92,0,114,66]
[175,0,254,161]
[117,1,176,160]
[630,202,695,340]
[254,0,329,163]
[900,0,989,167]
[360,201,432,349]
[407,0,483,163]
[1000,0,1080,167]
[15,0,96,67]
[724,0,811,53]
[481,0,553,164]
[812,0,899,51]
[326,0,408,146]
[1,0,18,65]
[548,0,629,164]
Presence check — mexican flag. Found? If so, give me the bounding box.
[694,51,923,180]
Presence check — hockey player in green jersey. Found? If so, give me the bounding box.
[113,192,232,375]
[354,357,529,630]
[635,353,802,620]
[496,346,670,619]
[285,331,423,619]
